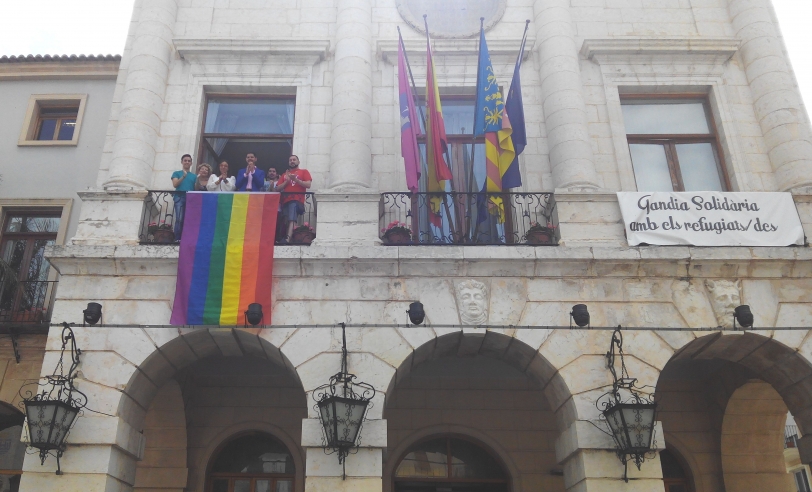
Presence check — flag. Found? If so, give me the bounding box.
[503,30,528,189]
[425,29,452,224]
[170,192,280,325]
[474,26,515,222]
[398,33,421,193]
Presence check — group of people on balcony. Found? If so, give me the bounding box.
[171,152,312,243]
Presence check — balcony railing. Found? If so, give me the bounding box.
[786,425,800,449]
[139,191,317,246]
[0,280,58,325]
[379,192,558,245]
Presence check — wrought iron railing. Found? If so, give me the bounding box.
[786,425,800,448]
[0,280,58,325]
[139,191,317,245]
[379,192,558,245]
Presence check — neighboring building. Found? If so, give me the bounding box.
[6,0,812,492]
[0,54,119,491]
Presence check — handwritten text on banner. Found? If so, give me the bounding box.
[617,192,805,247]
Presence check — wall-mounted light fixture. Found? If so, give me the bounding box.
[245,303,264,326]
[733,305,754,330]
[82,302,102,326]
[407,301,425,325]
[20,323,87,475]
[570,304,590,328]
[312,323,376,479]
[597,326,657,482]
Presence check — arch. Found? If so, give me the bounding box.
[204,431,297,492]
[119,328,303,431]
[385,330,573,431]
[384,424,521,492]
[660,433,705,492]
[196,422,305,492]
[390,433,511,492]
[661,446,697,492]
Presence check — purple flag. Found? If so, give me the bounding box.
[398,34,421,193]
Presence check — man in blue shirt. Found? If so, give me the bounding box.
[171,154,196,240]
[235,152,266,191]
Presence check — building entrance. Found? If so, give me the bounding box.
[207,433,295,492]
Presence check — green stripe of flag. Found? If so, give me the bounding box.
[203,193,233,324]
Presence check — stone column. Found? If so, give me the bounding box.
[729,0,812,192]
[328,0,373,190]
[533,0,601,191]
[104,0,179,190]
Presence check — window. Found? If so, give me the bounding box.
[200,95,296,177]
[0,212,60,323]
[621,96,728,192]
[18,94,87,146]
[207,433,295,492]
[796,469,812,492]
[394,437,509,492]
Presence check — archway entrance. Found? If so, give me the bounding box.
[207,433,295,492]
[394,436,509,492]
[661,448,694,492]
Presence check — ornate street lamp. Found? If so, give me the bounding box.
[20,322,87,475]
[312,323,376,479]
[597,326,657,482]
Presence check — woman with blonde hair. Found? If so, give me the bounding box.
[195,163,213,191]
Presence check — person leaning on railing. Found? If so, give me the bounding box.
[170,154,197,240]
[276,154,312,243]
[207,160,236,191]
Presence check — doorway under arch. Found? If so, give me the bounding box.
[661,448,695,492]
[393,436,510,492]
[206,432,296,492]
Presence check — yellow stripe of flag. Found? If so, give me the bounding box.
[219,193,249,324]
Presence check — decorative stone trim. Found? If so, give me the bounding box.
[0,59,119,80]
[581,37,740,63]
[174,38,331,61]
[377,38,535,63]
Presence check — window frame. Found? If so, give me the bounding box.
[620,93,731,192]
[18,94,87,146]
[198,93,297,173]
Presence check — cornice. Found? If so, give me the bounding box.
[174,38,331,61]
[377,38,535,63]
[0,60,120,80]
[581,37,740,63]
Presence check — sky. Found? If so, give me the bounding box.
[1,0,811,110]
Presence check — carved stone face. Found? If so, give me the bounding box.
[705,279,741,328]
[456,280,488,325]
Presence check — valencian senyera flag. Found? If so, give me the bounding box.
[398,32,421,193]
[170,192,280,325]
[503,24,529,189]
[474,26,515,222]
[425,26,453,225]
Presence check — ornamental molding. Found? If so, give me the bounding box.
[396,0,507,39]
[174,38,331,61]
[377,38,535,63]
[581,37,740,64]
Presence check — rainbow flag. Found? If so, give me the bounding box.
[170,192,280,325]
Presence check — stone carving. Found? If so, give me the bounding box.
[396,0,506,38]
[705,279,742,329]
[456,279,489,325]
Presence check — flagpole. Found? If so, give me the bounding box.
[423,14,458,241]
[465,17,486,242]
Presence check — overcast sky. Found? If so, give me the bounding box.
[1,0,810,111]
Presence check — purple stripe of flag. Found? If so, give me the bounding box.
[170,192,203,325]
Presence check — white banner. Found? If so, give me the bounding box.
[617,192,805,247]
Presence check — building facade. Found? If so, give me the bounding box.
[5,0,812,491]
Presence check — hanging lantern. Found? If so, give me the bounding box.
[20,323,87,475]
[597,326,657,482]
[312,323,376,479]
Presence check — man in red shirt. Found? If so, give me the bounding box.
[277,155,312,243]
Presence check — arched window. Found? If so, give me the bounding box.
[394,437,509,491]
[207,433,294,492]
[661,448,694,492]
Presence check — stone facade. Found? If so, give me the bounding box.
[6,0,812,491]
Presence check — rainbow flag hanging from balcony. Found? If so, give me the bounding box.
[170,192,280,326]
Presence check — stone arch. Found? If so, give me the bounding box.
[383,424,521,492]
[385,330,573,431]
[134,380,187,492]
[197,424,305,492]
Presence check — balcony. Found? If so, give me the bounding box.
[786,425,800,449]
[139,191,318,245]
[0,280,58,328]
[379,192,558,245]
